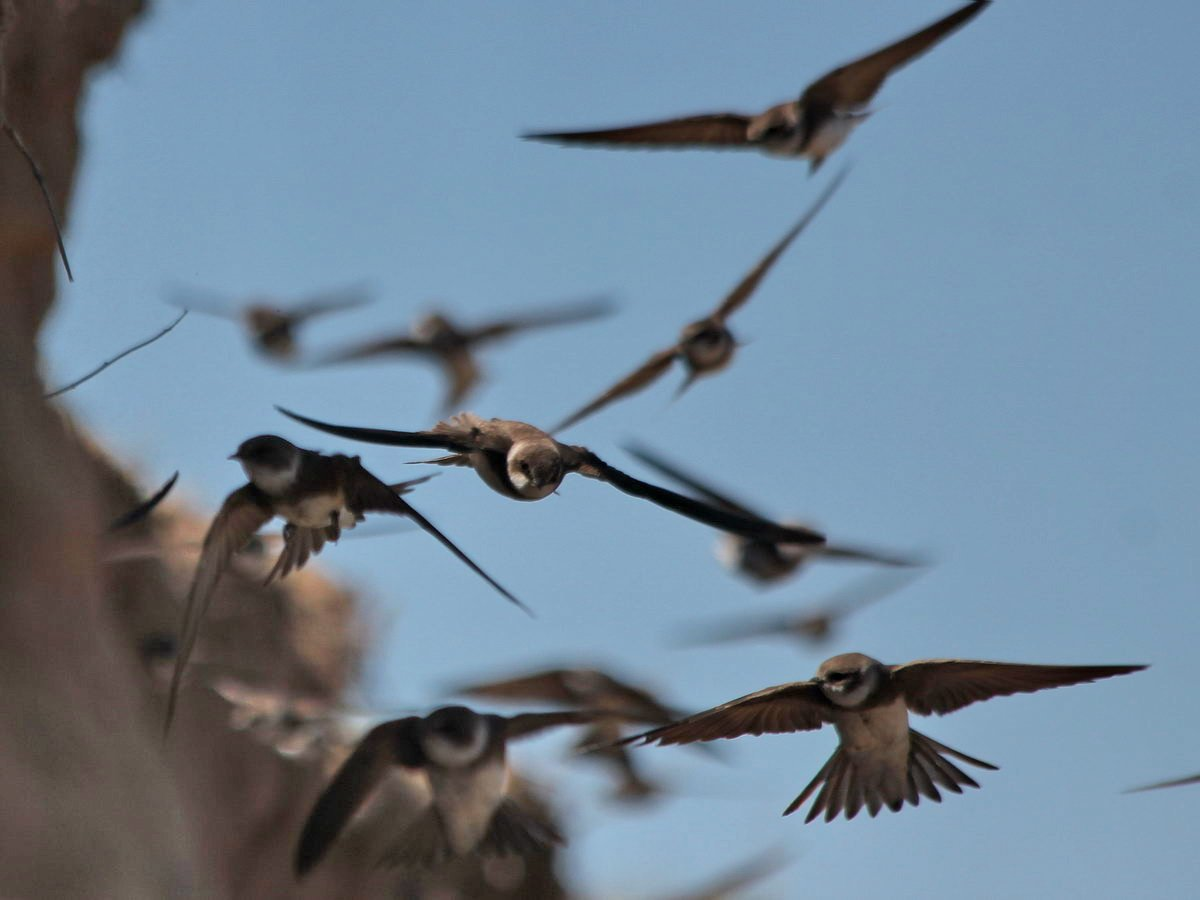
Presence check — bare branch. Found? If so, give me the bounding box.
[0,0,73,281]
[45,310,188,399]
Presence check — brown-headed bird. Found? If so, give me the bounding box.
[163,435,522,736]
[276,408,830,549]
[169,283,370,360]
[312,297,614,412]
[525,1,990,174]
[294,705,612,875]
[554,171,846,433]
[617,653,1143,822]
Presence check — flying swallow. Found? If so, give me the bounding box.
[554,172,846,433]
[677,570,924,649]
[294,705,611,875]
[626,442,919,584]
[449,666,702,803]
[276,408,830,548]
[525,1,990,173]
[208,677,357,761]
[617,653,1143,822]
[1125,772,1200,794]
[313,297,614,411]
[169,283,370,359]
[108,471,179,531]
[163,435,523,736]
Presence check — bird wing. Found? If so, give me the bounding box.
[802,1,990,110]
[892,659,1145,717]
[310,334,429,366]
[553,346,678,433]
[294,717,423,876]
[276,407,478,453]
[450,670,579,705]
[342,459,529,613]
[438,347,482,412]
[622,442,764,518]
[570,447,828,546]
[288,283,373,323]
[524,113,753,149]
[618,681,831,747]
[164,485,273,735]
[712,166,848,321]
[461,296,615,344]
[108,471,179,531]
[504,710,615,741]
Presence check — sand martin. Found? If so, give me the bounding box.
[313,296,614,411]
[169,283,370,360]
[626,442,919,583]
[108,471,179,531]
[525,1,989,173]
[554,172,845,433]
[294,705,611,874]
[277,408,830,548]
[163,435,523,735]
[618,653,1143,822]
[449,666,704,802]
[677,570,924,649]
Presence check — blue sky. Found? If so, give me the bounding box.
[43,2,1199,896]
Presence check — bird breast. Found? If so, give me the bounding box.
[803,113,862,161]
[681,325,735,371]
[276,491,349,528]
[427,760,510,857]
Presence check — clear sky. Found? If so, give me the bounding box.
[42,2,1199,897]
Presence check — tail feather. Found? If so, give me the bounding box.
[786,729,996,822]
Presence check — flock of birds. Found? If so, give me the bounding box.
[87,1,1192,894]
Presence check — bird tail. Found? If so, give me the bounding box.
[783,728,996,823]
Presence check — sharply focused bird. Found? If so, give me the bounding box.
[168,283,370,360]
[525,1,990,173]
[449,666,702,802]
[617,653,1143,822]
[676,570,924,649]
[626,442,919,584]
[294,705,613,874]
[312,297,614,411]
[277,408,831,548]
[554,171,846,433]
[163,435,522,736]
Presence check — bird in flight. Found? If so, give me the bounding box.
[617,653,1143,822]
[168,283,370,360]
[626,442,919,585]
[294,705,615,875]
[554,170,846,433]
[525,1,990,173]
[312,297,614,412]
[277,407,831,548]
[163,435,523,736]
[108,471,179,531]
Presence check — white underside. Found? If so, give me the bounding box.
[428,760,510,856]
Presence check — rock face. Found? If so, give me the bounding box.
[0,2,567,897]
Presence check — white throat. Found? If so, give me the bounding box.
[243,455,301,496]
[823,668,880,709]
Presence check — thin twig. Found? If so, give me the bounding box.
[45,310,188,398]
[0,0,73,281]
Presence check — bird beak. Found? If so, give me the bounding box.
[227,453,239,460]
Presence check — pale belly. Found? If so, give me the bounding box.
[430,762,509,856]
[835,699,911,775]
[804,115,861,160]
[276,491,352,529]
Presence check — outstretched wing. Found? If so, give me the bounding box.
[276,407,477,453]
[893,659,1145,717]
[572,448,828,546]
[553,347,678,434]
[623,442,763,518]
[462,296,615,344]
[525,113,753,150]
[712,166,848,321]
[619,681,830,747]
[802,1,990,110]
[164,486,273,736]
